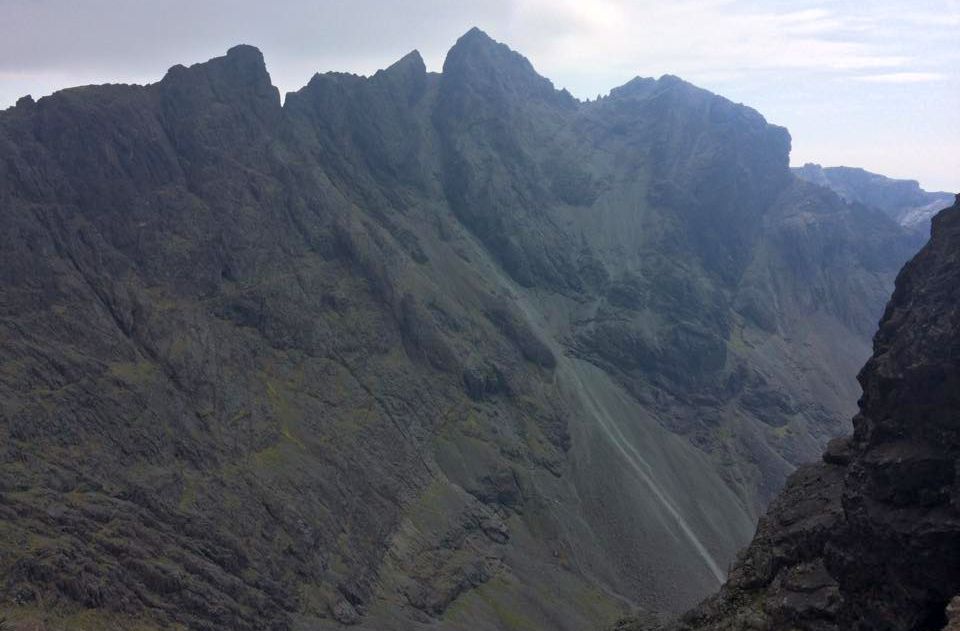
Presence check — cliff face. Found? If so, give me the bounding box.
[673,194,960,631]
[0,30,921,630]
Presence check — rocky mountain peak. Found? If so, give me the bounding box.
[159,43,280,111]
[372,49,429,101]
[225,43,268,67]
[441,27,569,106]
[13,94,35,109]
[382,49,427,78]
[606,75,659,99]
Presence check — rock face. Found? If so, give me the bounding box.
[670,194,960,631]
[0,30,921,630]
[794,163,953,234]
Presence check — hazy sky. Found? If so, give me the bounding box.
[2,0,958,191]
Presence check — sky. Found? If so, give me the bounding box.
[1,0,958,191]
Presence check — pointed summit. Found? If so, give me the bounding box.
[441,27,568,106]
[459,26,495,44]
[384,50,426,76]
[443,27,532,76]
[377,49,427,88]
[373,49,429,101]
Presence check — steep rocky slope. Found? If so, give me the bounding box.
[794,163,953,234]
[666,194,960,631]
[0,30,919,630]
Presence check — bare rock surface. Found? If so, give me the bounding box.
[0,30,924,630]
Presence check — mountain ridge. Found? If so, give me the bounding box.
[793,162,953,234]
[0,29,924,631]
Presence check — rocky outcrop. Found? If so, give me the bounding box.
[667,194,960,631]
[0,29,924,631]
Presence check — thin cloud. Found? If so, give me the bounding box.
[856,72,947,83]
[902,12,960,27]
[511,0,922,83]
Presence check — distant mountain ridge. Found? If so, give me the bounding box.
[0,29,926,630]
[793,163,953,233]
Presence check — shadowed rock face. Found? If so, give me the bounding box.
[0,29,922,631]
[668,195,960,631]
